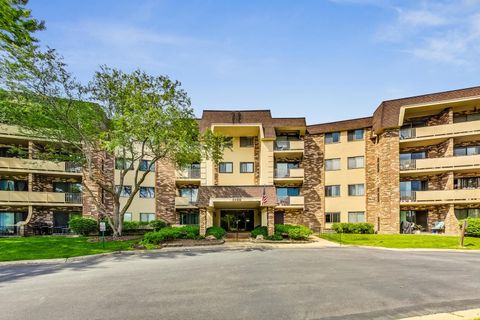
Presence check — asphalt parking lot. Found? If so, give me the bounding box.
[0,246,479,320]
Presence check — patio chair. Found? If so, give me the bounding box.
[431,221,445,234]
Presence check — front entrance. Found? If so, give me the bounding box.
[220,210,255,231]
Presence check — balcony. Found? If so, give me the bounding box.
[274,168,304,182]
[0,157,82,175]
[276,196,304,208]
[400,189,480,204]
[400,120,480,141]
[274,140,304,151]
[176,168,201,180]
[175,196,197,207]
[400,155,480,172]
[0,191,82,205]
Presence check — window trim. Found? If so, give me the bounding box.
[325,158,341,171]
[239,136,255,148]
[219,162,233,173]
[348,184,365,196]
[325,132,340,144]
[347,129,364,141]
[325,185,341,197]
[325,212,341,223]
[348,211,365,223]
[347,156,365,169]
[139,186,155,198]
[239,162,254,173]
[140,213,156,223]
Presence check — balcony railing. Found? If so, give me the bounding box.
[277,196,304,207]
[400,120,480,140]
[0,157,82,174]
[176,168,201,179]
[400,189,480,203]
[274,140,304,151]
[0,191,82,204]
[274,168,304,179]
[175,196,197,206]
[400,155,480,171]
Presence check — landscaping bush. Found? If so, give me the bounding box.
[266,233,283,241]
[251,226,268,238]
[287,225,313,240]
[69,217,98,236]
[332,223,374,234]
[142,226,201,244]
[462,218,480,237]
[205,226,226,239]
[149,219,168,231]
[275,224,294,234]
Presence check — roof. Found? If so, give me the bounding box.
[372,86,480,132]
[197,185,277,207]
[198,110,306,138]
[307,117,372,135]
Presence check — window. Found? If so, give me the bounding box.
[348,184,365,196]
[348,156,364,169]
[325,212,340,223]
[139,187,155,198]
[140,213,156,223]
[348,211,365,223]
[275,162,299,177]
[348,129,364,141]
[219,162,233,173]
[240,162,254,173]
[240,137,254,147]
[400,151,426,161]
[123,213,132,221]
[179,188,198,202]
[325,185,341,197]
[325,132,340,144]
[455,208,480,220]
[116,185,132,197]
[454,112,480,123]
[53,182,81,193]
[139,160,155,172]
[454,145,480,156]
[179,212,199,225]
[325,158,341,171]
[0,179,27,191]
[455,177,480,189]
[115,158,132,170]
[276,187,300,198]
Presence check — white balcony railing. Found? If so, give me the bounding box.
[400,189,480,203]
[400,120,480,140]
[0,191,82,204]
[400,155,480,171]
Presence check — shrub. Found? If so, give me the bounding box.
[275,224,294,234]
[149,219,168,231]
[332,223,374,234]
[142,226,200,244]
[287,225,313,240]
[69,217,98,236]
[205,226,226,239]
[266,233,283,241]
[462,218,480,237]
[251,226,268,238]
[122,221,141,232]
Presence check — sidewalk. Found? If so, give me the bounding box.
[399,308,480,320]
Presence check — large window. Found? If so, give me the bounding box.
[139,160,155,172]
[115,158,132,170]
[53,182,81,193]
[275,162,299,177]
[347,129,364,141]
[454,112,480,123]
[276,187,300,199]
[348,211,365,223]
[140,213,156,223]
[240,137,254,147]
[219,162,233,173]
[325,132,340,144]
[179,212,199,225]
[139,186,155,198]
[123,212,132,222]
[179,188,198,203]
[325,185,341,197]
[455,177,480,189]
[400,151,426,161]
[347,156,364,169]
[0,179,27,191]
[116,185,132,197]
[325,212,340,223]
[455,208,480,220]
[454,145,480,156]
[348,184,364,196]
[325,158,341,171]
[0,212,27,235]
[240,162,254,173]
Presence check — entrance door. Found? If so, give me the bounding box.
[220,210,255,231]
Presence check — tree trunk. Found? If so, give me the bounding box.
[112,199,122,238]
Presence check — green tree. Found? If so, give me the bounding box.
[1,50,229,237]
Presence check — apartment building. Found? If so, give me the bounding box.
[1,86,479,236]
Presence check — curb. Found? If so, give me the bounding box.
[334,244,480,253]
[399,307,480,320]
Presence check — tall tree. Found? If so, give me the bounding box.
[1,50,229,237]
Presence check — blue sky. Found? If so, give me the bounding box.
[29,0,480,124]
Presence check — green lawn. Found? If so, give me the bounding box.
[0,236,139,262]
[319,233,480,249]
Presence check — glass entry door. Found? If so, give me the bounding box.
[220,210,254,231]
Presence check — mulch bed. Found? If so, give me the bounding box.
[87,235,142,243]
[161,239,225,247]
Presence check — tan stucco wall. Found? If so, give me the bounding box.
[217,137,256,186]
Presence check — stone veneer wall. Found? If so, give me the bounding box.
[275,208,304,225]
[366,129,400,233]
[302,134,324,231]
[155,159,177,224]
[425,108,453,126]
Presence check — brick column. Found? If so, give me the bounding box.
[267,207,274,236]
[445,204,459,235]
[199,207,207,236]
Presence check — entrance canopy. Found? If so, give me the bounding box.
[197,186,277,208]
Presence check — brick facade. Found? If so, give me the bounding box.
[155,159,177,224]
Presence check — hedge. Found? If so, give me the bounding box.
[205,226,226,239]
[142,226,200,244]
[331,223,374,234]
[251,226,268,238]
[69,217,97,236]
[461,218,480,237]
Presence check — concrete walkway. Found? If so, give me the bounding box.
[400,308,480,320]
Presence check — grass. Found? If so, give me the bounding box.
[319,233,480,250]
[0,236,139,262]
